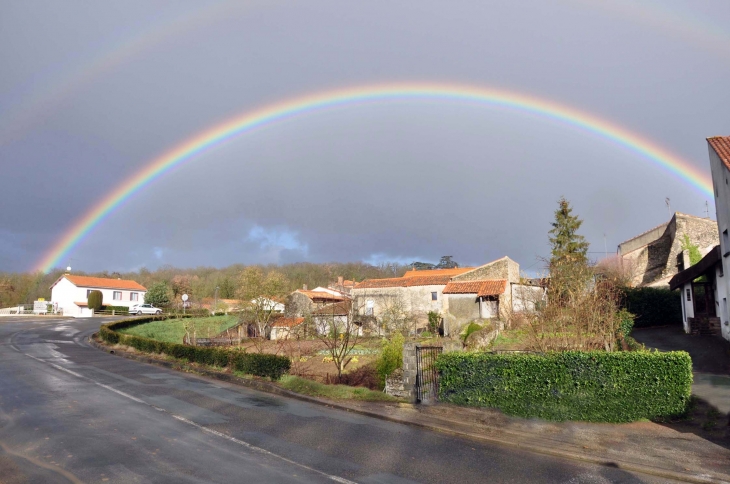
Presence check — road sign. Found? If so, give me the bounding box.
[182,294,189,302]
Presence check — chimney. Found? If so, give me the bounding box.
[338,276,344,286]
[303,284,308,291]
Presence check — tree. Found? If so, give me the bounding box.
[312,299,363,378]
[87,290,103,311]
[237,267,289,340]
[145,282,171,307]
[436,256,459,269]
[548,197,589,275]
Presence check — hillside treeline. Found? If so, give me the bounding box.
[0,261,408,307]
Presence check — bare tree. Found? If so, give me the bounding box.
[236,267,289,343]
[311,299,363,379]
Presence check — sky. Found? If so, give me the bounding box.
[1,0,729,274]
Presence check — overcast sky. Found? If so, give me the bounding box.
[1,0,729,274]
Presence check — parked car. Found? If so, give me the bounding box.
[130,304,162,315]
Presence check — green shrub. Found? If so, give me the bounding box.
[427,311,440,334]
[87,290,103,312]
[621,287,682,328]
[99,318,290,380]
[102,305,130,314]
[617,308,635,338]
[420,331,433,338]
[375,332,404,387]
[435,350,692,422]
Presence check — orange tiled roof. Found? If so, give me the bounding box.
[271,317,305,328]
[61,275,146,291]
[402,267,474,278]
[443,280,507,297]
[355,275,452,289]
[296,290,345,302]
[708,136,730,172]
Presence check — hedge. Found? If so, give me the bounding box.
[435,351,692,422]
[99,317,290,380]
[621,287,682,328]
[101,305,129,314]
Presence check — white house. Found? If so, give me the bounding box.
[51,274,147,317]
[707,136,730,341]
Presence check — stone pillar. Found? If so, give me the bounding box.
[402,342,418,402]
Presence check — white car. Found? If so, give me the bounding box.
[131,304,162,315]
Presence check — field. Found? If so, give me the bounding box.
[118,315,240,343]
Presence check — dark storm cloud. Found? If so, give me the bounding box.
[1,0,729,273]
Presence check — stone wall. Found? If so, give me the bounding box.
[620,213,718,287]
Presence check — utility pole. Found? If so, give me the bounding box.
[705,201,710,219]
[665,198,672,218]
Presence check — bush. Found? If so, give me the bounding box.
[436,350,692,422]
[420,331,433,338]
[375,332,404,387]
[87,290,103,312]
[617,308,634,338]
[102,305,129,314]
[621,287,682,328]
[328,363,381,390]
[99,317,290,380]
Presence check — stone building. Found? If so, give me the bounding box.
[352,257,522,335]
[618,212,718,288]
[285,286,347,317]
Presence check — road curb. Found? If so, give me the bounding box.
[89,335,729,484]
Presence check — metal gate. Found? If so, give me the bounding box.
[415,346,443,403]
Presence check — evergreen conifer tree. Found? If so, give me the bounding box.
[548,197,589,272]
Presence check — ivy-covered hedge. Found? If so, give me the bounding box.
[435,351,692,422]
[99,318,290,380]
[621,287,682,328]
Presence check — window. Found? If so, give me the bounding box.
[686,288,692,302]
[87,289,92,297]
[724,230,729,257]
[130,292,139,301]
[431,292,438,301]
[113,291,122,301]
[365,300,374,316]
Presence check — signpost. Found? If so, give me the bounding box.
[182,294,189,315]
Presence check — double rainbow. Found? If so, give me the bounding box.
[34,83,712,273]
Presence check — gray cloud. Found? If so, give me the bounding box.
[1,0,728,273]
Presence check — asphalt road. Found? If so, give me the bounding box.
[0,317,674,484]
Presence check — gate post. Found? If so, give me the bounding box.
[402,342,418,402]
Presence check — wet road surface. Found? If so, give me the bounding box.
[0,317,676,483]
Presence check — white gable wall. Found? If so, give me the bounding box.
[709,144,730,341]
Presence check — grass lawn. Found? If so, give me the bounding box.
[491,327,530,350]
[277,375,398,402]
[118,315,240,343]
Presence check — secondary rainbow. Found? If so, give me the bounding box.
[34,82,713,273]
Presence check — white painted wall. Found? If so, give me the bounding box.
[709,144,730,341]
[680,281,694,333]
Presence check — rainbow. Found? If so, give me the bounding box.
[34,82,713,273]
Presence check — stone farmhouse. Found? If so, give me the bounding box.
[670,136,730,342]
[285,286,348,317]
[618,212,718,288]
[50,274,147,317]
[352,257,540,335]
